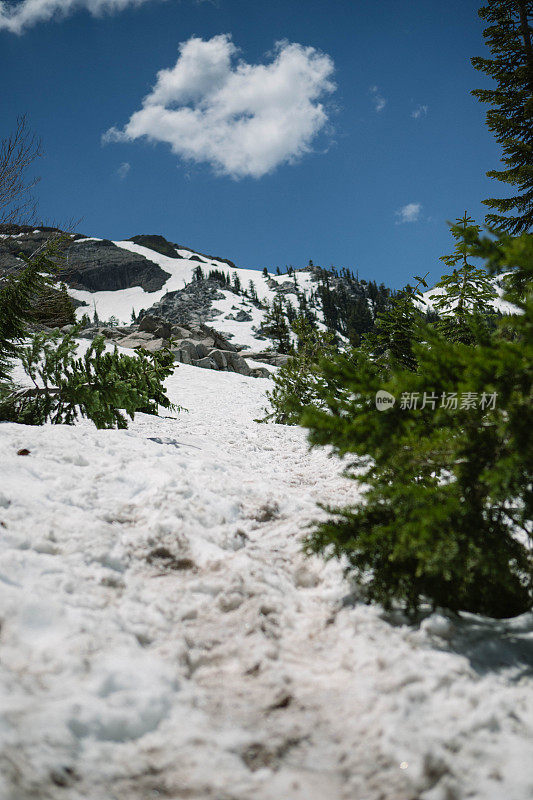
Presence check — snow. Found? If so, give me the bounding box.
[0,362,532,800]
[68,240,293,347]
[210,290,267,349]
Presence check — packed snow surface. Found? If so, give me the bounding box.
[0,364,532,800]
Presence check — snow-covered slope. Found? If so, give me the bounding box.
[68,240,315,348]
[1,364,532,800]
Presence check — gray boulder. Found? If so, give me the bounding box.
[208,349,228,370]
[171,339,199,360]
[194,356,219,370]
[250,367,271,378]
[225,351,252,376]
[245,351,291,367]
[226,309,253,322]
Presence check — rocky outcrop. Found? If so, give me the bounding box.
[245,351,291,367]
[77,315,271,378]
[60,239,171,292]
[128,234,180,259]
[0,225,171,293]
[139,279,237,327]
[226,309,253,321]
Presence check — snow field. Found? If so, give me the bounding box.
[0,363,532,800]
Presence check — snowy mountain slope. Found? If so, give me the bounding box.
[0,363,532,800]
[68,238,324,349]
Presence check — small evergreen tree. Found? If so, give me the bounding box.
[262,316,340,424]
[248,280,258,303]
[363,275,428,372]
[302,232,532,618]
[0,245,177,429]
[193,264,205,282]
[262,296,291,353]
[471,0,533,233]
[432,213,497,343]
[262,267,269,278]
[232,272,242,293]
[33,282,76,328]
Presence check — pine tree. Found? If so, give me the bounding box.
[302,232,532,617]
[33,282,76,328]
[193,264,205,281]
[471,0,533,233]
[363,275,428,372]
[346,297,373,346]
[262,267,269,278]
[262,316,340,424]
[232,272,242,293]
[262,296,291,353]
[0,245,177,428]
[432,213,497,343]
[248,280,258,303]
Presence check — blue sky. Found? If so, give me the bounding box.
[1,0,502,287]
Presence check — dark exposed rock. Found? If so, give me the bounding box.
[226,309,253,321]
[0,225,171,293]
[129,233,240,271]
[140,279,227,326]
[61,239,171,292]
[174,243,237,270]
[245,351,291,367]
[249,367,271,378]
[128,234,179,259]
[138,315,171,339]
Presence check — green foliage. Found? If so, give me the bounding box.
[433,213,498,343]
[363,275,428,372]
[0,239,59,383]
[262,316,340,424]
[471,0,533,234]
[248,280,258,303]
[232,271,242,293]
[302,233,532,618]
[1,330,176,428]
[262,295,292,353]
[31,282,76,328]
[0,244,178,429]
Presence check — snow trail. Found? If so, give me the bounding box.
[0,364,532,800]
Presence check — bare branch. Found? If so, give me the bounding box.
[0,115,42,226]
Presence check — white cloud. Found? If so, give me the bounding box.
[395,202,422,224]
[411,104,428,119]
[103,35,336,179]
[116,161,130,180]
[0,0,163,34]
[369,85,386,113]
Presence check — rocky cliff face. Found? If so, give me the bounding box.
[0,225,171,293]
